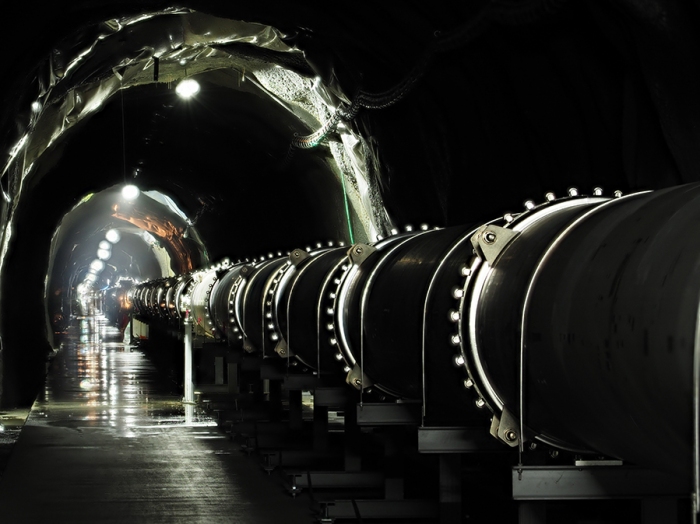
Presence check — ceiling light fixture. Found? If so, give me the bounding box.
[105,229,121,243]
[176,78,200,99]
[122,184,140,201]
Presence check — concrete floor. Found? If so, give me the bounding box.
[0,316,314,523]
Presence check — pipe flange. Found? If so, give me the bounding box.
[449,254,501,412]
[204,279,220,338]
[453,188,614,447]
[264,260,293,345]
[227,270,250,345]
[334,234,424,393]
[325,258,353,372]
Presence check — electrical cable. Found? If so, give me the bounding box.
[290,0,569,150]
[120,86,127,184]
[285,0,568,244]
[341,168,355,244]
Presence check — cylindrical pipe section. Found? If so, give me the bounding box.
[209,264,248,343]
[239,257,288,354]
[332,228,473,398]
[188,268,220,339]
[276,247,348,373]
[519,185,700,478]
[459,197,609,418]
[127,183,700,479]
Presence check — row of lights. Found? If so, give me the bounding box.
[121,77,188,201]
[66,76,197,302]
[78,229,122,295]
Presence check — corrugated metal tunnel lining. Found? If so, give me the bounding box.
[0,9,393,406]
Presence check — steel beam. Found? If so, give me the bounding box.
[418,426,505,453]
[512,466,689,500]
[356,402,420,426]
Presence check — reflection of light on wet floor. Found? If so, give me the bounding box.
[38,315,215,433]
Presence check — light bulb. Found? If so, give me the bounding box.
[105,229,121,243]
[176,79,200,99]
[122,185,140,201]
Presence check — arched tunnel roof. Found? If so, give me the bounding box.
[0,0,698,407]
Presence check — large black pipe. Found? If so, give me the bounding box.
[128,183,700,481]
[519,185,700,478]
[276,247,348,373]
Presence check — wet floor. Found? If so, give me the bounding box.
[0,316,314,523]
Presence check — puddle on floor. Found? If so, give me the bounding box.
[0,313,215,476]
[0,408,31,478]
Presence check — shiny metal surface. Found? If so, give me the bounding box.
[189,268,219,338]
[464,198,605,416]
[240,258,287,355]
[0,316,313,523]
[279,249,347,372]
[208,265,244,341]
[522,185,700,479]
[516,194,644,455]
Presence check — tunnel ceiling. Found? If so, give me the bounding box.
[0,0,699,409]
[5,10,381,260]
[35,70,348,258]
[47,186,209,295]
[3,1,698,238]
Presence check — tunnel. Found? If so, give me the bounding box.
[0,1,699,523]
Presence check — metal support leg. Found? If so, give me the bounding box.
[183,319,195,424]
[183,319,194,404]
[518,502,547,524]
[344,400,361,472]
[314,405,329,452]
[439,454,462,524]
[289,389,302,431]
[384,429,404,501]
[215,356,224,385]
[641,498,678,524]
[268,380,282,421]
[228,362,239,394]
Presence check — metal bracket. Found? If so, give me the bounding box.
[275,340,293,357]
[574,459,624,467]
[346,364,373,390]
[357,402,420,425]
[347,243,376,266]
[512,465,688,499]
[489,406,520,447]
[289,248,311,267]
[470,225,519,266]
[239,264,255,277]
[418,426,505,453]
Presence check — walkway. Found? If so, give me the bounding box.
[0,316,313,523]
